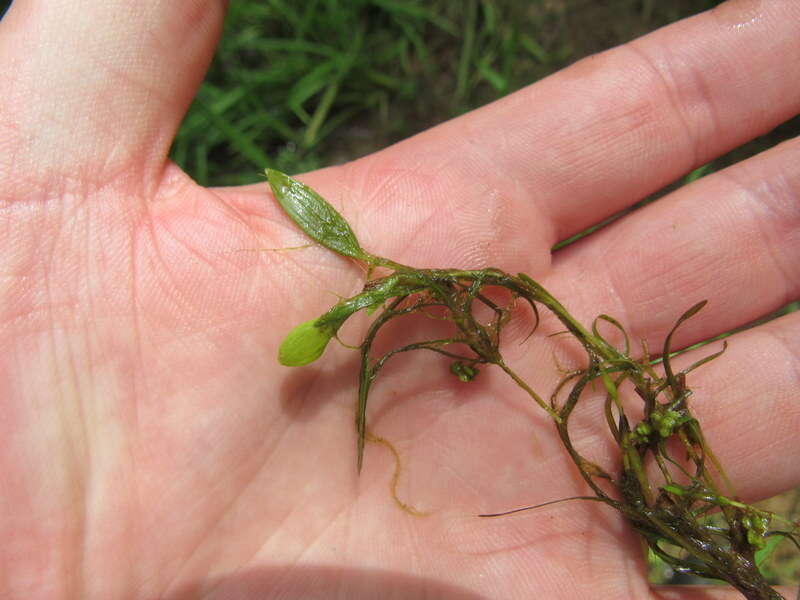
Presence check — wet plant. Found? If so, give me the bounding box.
[268,168,799,599]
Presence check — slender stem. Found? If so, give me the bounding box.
[345,264,782,598]
[496,359,562,424]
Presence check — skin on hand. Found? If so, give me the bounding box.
[0,1,798,599]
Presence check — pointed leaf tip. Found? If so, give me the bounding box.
[266,168,366,260]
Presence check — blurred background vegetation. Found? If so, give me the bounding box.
[169,0,799,187]
[2,0,797,589]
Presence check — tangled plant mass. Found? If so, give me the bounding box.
[268,168,798,600]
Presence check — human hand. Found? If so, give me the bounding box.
[1,1,798,598]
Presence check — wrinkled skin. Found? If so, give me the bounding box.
[1,1,798,599]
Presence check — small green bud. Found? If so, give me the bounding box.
[278,274,427,368]
[278,318,336,366]
[747,528,767,550]
[450,361,479,382]
[651,408,683,438]
[744,510,770,549]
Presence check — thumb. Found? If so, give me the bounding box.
[0,0,226,191]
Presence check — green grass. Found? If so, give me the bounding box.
[172,0,754,186]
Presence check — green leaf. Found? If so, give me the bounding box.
[592,314,630,356]
[476,58,507,92]
[287,60,339,113]
[520,33,550,64]
[266,168,367,260]
[684,163,713,184]
[197,100,272,169]
[662,300,707,393]
[755,534,786,567]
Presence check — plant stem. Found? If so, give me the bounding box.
[496,359,562,423]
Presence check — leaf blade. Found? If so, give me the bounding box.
[266,168,367,260]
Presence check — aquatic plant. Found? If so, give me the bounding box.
[269,168,797,599]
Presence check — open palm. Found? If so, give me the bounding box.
[2,2,798,599]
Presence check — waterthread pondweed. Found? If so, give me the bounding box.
[268,168,798,599]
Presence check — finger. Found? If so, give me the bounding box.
[320,0,800,268]
[549,134,800,350]
[663,311,800,503]
[0,0,226,190]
